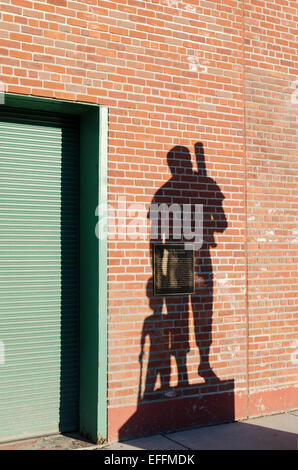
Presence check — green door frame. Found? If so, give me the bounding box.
[3,94,108,444]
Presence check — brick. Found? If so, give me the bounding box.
[33,53,55,63]
[54,91,76,101]
[22,43,44,53]
[11,0,33,7]
[31,88,55,98]
[87,88,108,96]
[47,0,67,6]
[7,84,31,94]
[32,2,55,13]
[67,17,87,28]
[10,32,32,42]
[43,81,65,90]
[44,30,66,41]
[10,50,32,60]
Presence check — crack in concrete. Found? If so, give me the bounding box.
[160,433,193,451]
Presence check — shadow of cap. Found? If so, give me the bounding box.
[167,146,193,175]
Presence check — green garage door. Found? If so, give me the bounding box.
[0,107,80,442]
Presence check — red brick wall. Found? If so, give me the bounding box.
[244,0,298,415]
[0,0,297,441]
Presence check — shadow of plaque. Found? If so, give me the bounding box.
[153,244,194,296]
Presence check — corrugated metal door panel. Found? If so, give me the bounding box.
[0,107,80,441]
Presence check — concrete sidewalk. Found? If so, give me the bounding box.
[0,411,297,450]
[100,411,298,451]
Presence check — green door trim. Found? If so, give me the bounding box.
[3,94,108,444]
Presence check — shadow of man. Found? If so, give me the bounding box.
[139,278,171,401]
[147,143,228,386]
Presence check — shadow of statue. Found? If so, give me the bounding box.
[191,142,228,381]
[118,143,233,441]
[144,142,228,395]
